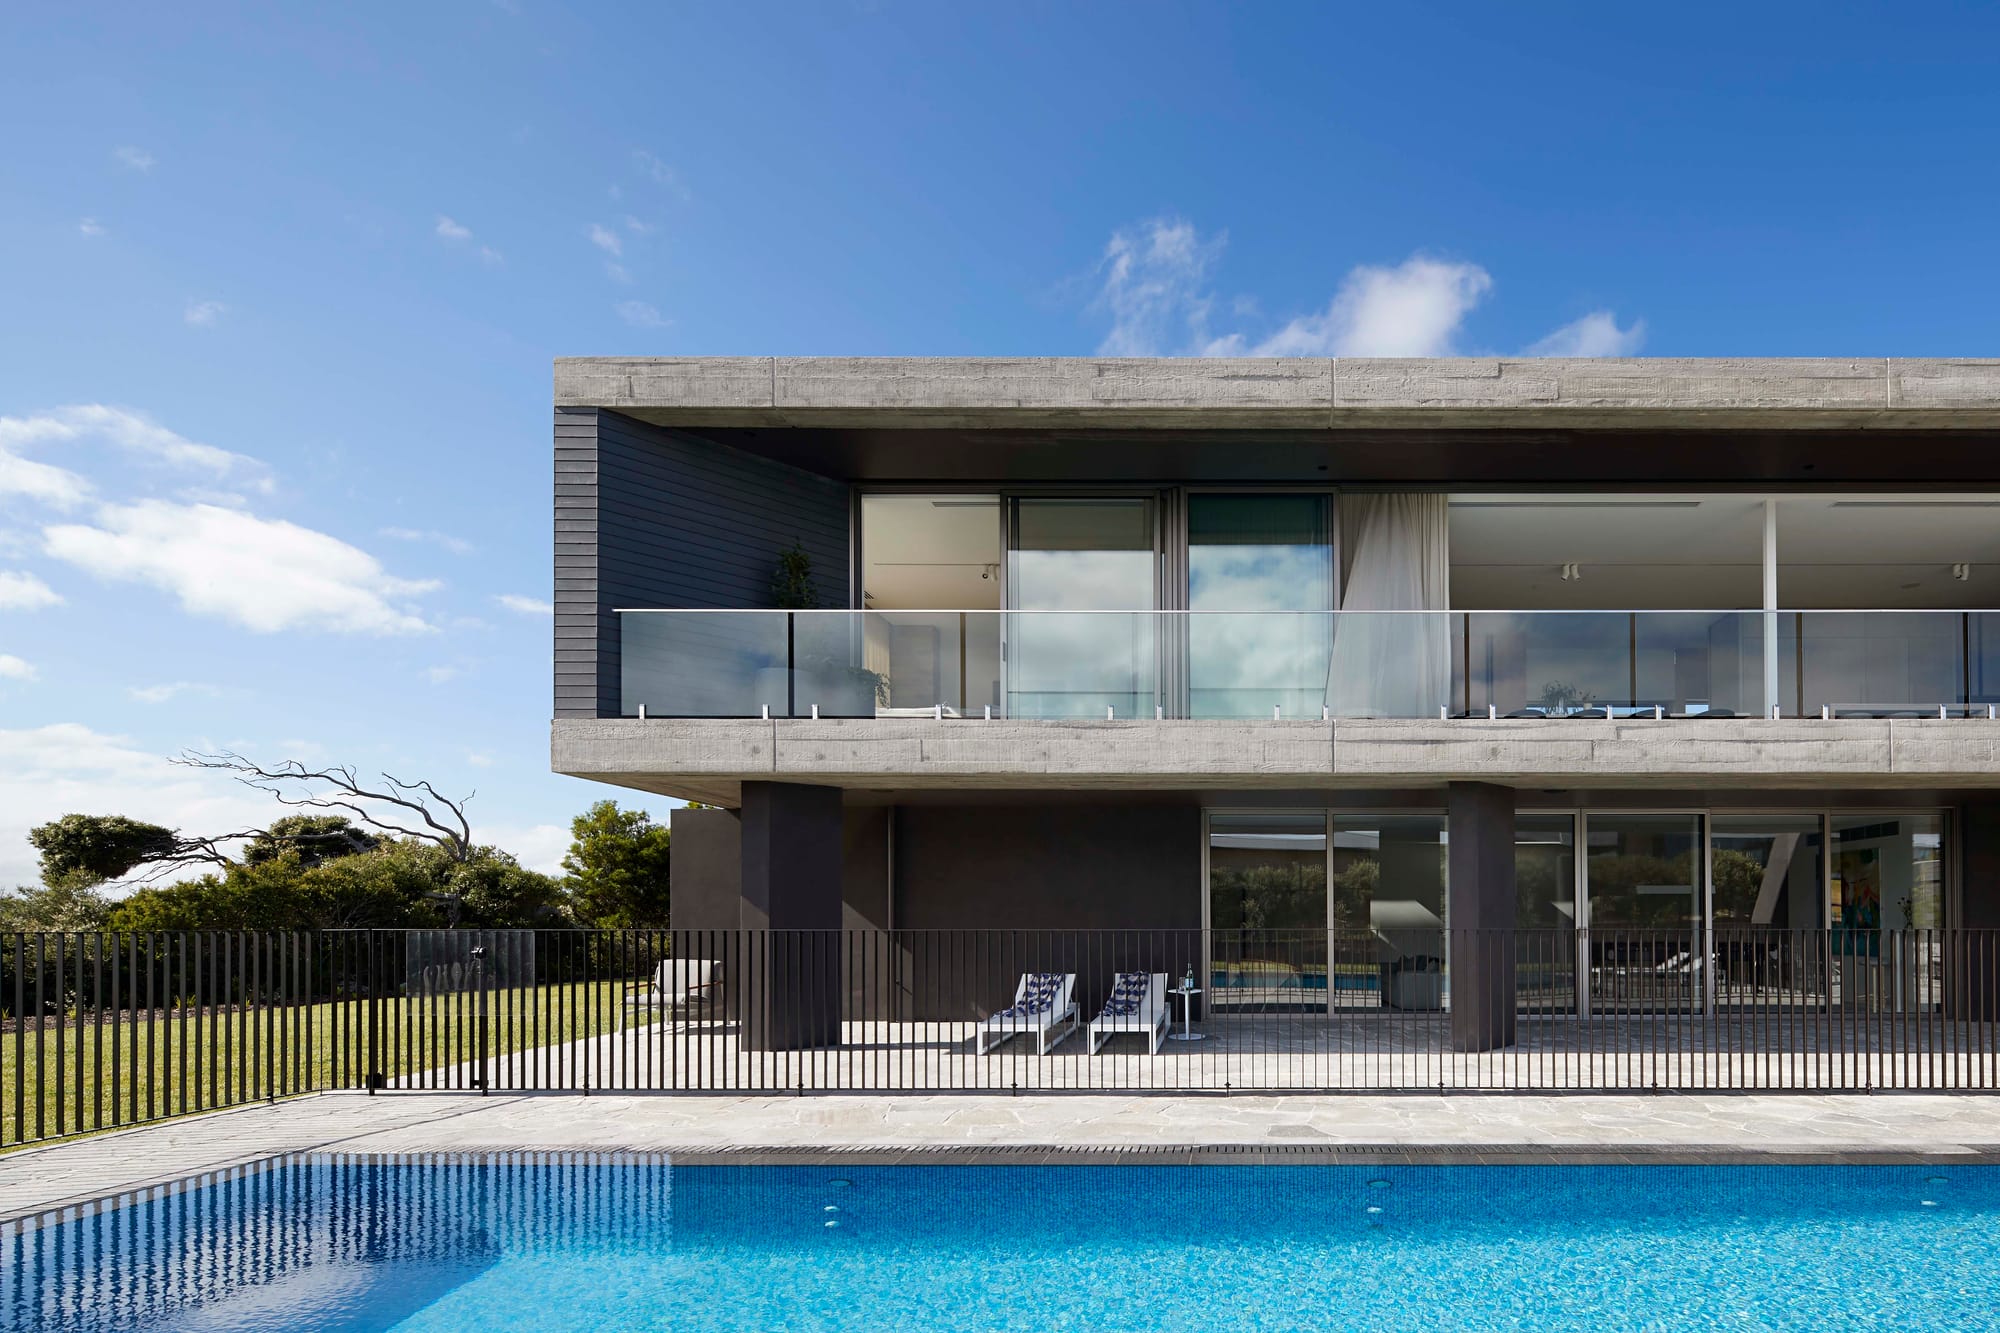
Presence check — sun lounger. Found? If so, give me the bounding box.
[620,958,720,1031]
[1087,971,1169,1054]
[975,972,1078,1054]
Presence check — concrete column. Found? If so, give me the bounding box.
[1448,781,1517,1051]
[1948,801,2000,1022]
[739,781,845,1049]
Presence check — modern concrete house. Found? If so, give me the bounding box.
[553,357,2000,1056]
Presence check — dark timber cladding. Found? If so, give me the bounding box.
[553,407,850,719]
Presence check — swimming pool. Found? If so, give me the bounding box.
[9,1154,1997,1330]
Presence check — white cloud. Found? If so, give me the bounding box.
[424,665,461,684]
[184,300,225,328]
[466,750,496,768]
[1253,256,1491,357]
[44,500,438,635]
[616,300,667,329]
[0,405,267,503]
[632,149,682,194]
[1087,216,1639,362]
[587,223,623,257]
[126,681,215,704]
[380,526,473,555]
[622,215,652,234]
[604,262,630,284]
[1093,217,1228,357]
[114,145,155,171]
[1523,310,1647,358]
[436,216,502,263]
[0,723,280,887]
[78,217,106,237]
[495,593,553,615]
[0,655,34,681]
[0,571,62,610]
[0,449,90,508]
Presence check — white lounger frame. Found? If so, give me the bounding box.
[975,973,1079,1055]
[1088,972,1170,1055]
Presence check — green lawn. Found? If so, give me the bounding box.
[2,979,626,1151]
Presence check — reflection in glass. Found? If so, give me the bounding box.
[1458,612,1760,717]
[1515,814,1578,1015]
[1831,812,1945,1012]
[621,611,789,718]
[1794,612,1969,716]
[858,495,1002,714]
[1710,815,1827,1010]
[1006,498,1155,718]
[1331,815,1448,1012]
[1188,495,1333,718]
[1208,813,1327,1010]
[1585,814,1702,1013]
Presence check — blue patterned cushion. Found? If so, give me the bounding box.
[1100,972,1151,1018]
[993,972,1065,1020]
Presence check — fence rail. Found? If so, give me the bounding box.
[7,927,2000,1148]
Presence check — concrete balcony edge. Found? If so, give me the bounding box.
[552,716,2000,806]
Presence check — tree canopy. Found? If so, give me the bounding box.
[28,814,182,884]
[561,800,672,929]
[11,794,676,933]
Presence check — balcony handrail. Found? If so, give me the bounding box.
[615,606,2000,615]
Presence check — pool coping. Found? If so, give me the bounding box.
[10,1141,2000,1234]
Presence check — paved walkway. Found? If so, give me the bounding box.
[8,1089,2000,1224]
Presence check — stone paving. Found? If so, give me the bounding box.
[9,1087,2000,1224]
[400,1012,2000,1094]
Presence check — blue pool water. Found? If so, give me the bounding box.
[9,1154,2000,1331]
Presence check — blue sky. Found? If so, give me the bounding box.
[2,2,1997,884]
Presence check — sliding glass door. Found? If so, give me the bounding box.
[1207,814,1329,1011]
[1187,494,1335,718]
[1005,497,1156,718]
[1583,813,1704,1014]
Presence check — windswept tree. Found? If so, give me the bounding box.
[173,751,476,862]
[27,813,228,884]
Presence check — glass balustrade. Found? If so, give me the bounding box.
[616,610,2000,720]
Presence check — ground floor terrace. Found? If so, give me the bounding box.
[664,783,2000,1060]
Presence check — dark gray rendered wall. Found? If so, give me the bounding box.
[554,407,851,719]
[894,803,1204,1021]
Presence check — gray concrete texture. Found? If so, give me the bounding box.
[554,715,2000,806]
[554,356,2000,429]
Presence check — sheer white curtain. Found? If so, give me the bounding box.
[1327,493,1451,717]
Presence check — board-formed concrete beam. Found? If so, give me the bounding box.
[552,715,2000,806]
[554,356,2000,430]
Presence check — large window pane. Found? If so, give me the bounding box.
[1208,814,1327,1011]
[1515,814,1579,1014]
[1332,815,1448,1012]
[1585,813,1702,1013]
[1832,814,1945,931]
[859,495,1002,715]
[1006,498,1155,718]
[1831,813,1946,1013]
[1711,815,1827,1011]
[1189,496,1334,718]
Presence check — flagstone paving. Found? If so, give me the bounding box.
[8,1088,2000,1224]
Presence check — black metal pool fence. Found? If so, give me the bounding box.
[7,926,2000,1147]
